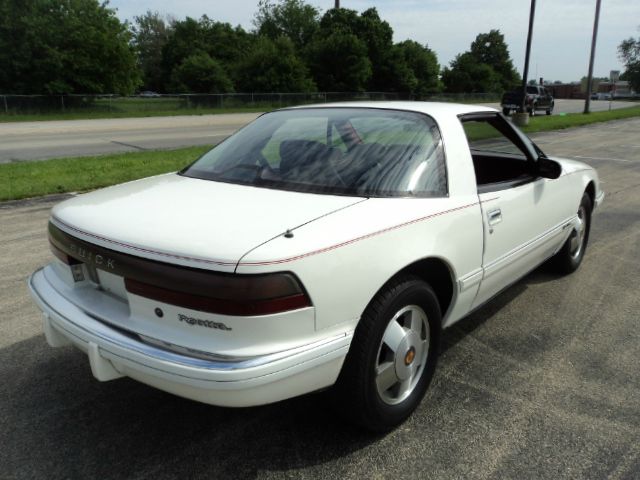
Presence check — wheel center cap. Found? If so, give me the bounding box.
[394,331,421,381]
[404,347,416,366]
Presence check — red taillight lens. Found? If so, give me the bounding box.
[48,221,311,316]
[125,273,312,316]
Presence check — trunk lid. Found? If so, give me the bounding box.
[52,173,364,272]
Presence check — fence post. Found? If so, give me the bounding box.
[2,95,7,114]
[60,95,65,111]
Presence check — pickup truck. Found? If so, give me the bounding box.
[29,102,602,431]
[502,85,554,116]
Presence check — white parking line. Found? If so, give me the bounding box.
[572,155,632,163]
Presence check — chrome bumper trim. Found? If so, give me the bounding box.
[28,268,349,373]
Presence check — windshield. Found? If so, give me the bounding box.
[181,108,447,198]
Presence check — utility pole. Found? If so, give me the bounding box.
[584,0,602,114]
[520,0,536,115]
[335,0,340,8]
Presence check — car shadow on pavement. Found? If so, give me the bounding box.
[0,265,569,480]
[0,335,382,479]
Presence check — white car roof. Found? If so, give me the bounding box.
[283,101,497,118]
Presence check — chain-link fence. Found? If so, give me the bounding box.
[0,92,501,117]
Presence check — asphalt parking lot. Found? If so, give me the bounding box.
[1,117,639,479]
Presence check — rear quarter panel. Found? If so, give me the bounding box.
[236,196,484,333]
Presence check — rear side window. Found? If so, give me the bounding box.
[461,114,535,190]
[183,108,448,198]
[462,121,528,158]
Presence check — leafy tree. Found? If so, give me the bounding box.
[236,36,315,92]
[307,32,372,91]
[253,0,320,51]
[353,8,394,91]
[131,11,173,92]
[0,0,140,94]
[441,53,502,93]
[316,7,394,91]
[441,30,519,94]
[380,49,418,94]
[394,41,440,96]
[469,29,520,90]
[161,16,252,91]
[169,52,234,93]
[618,30,640,91]
[317,7,360,35]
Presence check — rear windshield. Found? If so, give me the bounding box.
[181,108,447,198]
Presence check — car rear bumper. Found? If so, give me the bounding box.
[28,268,351,407]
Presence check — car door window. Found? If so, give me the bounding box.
[461,115,535,192]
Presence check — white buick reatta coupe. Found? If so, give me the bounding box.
[29,102,603,431]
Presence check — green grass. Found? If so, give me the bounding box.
[1,105,639,203]
[464,105,640,141]
[521,106,640,133]
[0,146,210,202]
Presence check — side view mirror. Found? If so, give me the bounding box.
[537,157,562,179]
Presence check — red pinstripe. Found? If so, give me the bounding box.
[239,201,480,266]
[53,200,483,269]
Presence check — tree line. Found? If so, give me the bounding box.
[618,29,640,92]
[2,0,636,96]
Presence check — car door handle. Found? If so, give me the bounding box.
[487,208,502,226]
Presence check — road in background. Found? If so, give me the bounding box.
[0,112,261,163]
[0,118,639,479]
[480,97,631,114]
[0,99,635,163]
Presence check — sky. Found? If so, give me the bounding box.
[109,0,640,83]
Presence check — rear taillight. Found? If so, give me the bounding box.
[125,273,312,316]
[48,221,311,316]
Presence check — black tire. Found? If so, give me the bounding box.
[551,192,592,274]
[502,108,511,116]
[546,102,554,115]
[333,274,441,432]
